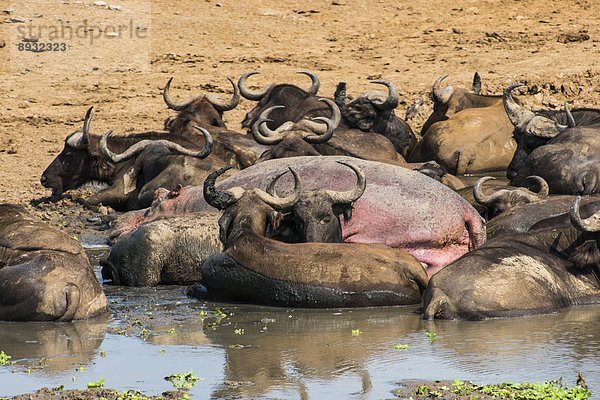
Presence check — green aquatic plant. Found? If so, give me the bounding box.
[117,390,153,400]
[164,371,203,390]
[167,328,177,334]
[0,351,13,366]
[436,379,592,399]
[394,344,409,350]
[87,378,106,388]
[234,328,245,335]
[351,329,363,336]
[426,331,437,341]
[53,385,64,391]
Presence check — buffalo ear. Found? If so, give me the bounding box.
[569,239,600,273]
[333,204,353,222]
[218,213,233,246]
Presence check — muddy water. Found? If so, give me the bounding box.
[0,250,599,399]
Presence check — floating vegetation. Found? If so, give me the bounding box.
[351,329,363,336]
[164,371,203,390]
[0,351,13,366]
[87,378,106,388]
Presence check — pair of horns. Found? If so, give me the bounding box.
[163,77,240,112]
[432,72,483,104]
[204,161,365,210]
[251,98,341,145]
[238,70,320,100]
[204,166,302,211]
[473,176,549,206]
[267,161,366,205]
[100,126,213,163]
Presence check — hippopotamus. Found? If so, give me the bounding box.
[0,204,108,321]
[112,156,485,274]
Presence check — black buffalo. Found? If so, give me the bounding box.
[504,83,600,194]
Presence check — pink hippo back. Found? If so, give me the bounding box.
[113,156,485,272]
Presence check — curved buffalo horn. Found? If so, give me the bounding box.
[68,107,94,149]
[203,166,244,210]
[205,76,240,112]
[565,102,576,128]
[81,106,93,147]
[432,75,454,104]
[297,70,320,95]
[472,72,482,94]
[472,176,497,206]
[326,161,367,205]
[100,126,213,163]
[570,196,600,232]
[238,71,271,101]
[526,175,549,197]
[503,83,535,131]
[255,167,302,211]
[298,98,341,140]
[252,105,287,145]
[502,83,567,138]
[368,80,399,110]
[163,77,192,111]
[266,170,289,196]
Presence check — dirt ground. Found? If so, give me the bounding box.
[0,0,599,232]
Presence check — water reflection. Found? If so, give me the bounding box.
[0,317,107,374]
[0,265,599,399]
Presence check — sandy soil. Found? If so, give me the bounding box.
[1,0,599,232]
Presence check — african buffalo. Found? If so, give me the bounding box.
[100,212,222,286]
[112,156,485,275]
[334,80,416,157]
[504,84,600,194]
[239,70,328,130]
[252,99,405,166]
[97,126,219,210]
[40,107,224,209]
[408,75,517,174]
[265,162,365,243]
[199,164,428,307]
[459,175,549,219]
[422,197,600,320]
[420,73,503,134]
[162,77,269,168]
[0,204,108,321]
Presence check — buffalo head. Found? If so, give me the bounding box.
[335,80,415,156]
[40,107,114,199]
[162,76,240,134]
[503,83,571,179]
[267,161,366,242]
[473,175,549,217]
[251,98,340,161]
[204,165,302,247]
[238,71,327,130]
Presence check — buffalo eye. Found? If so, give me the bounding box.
[320,216,332,224]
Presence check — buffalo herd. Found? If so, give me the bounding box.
[4,71,600,321]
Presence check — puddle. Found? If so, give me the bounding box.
[0,250,598,398]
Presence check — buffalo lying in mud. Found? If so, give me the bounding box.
[251,99,405,165]
[198,164,428,307]
[486,195,600,239]
[334,80,416,157]
[112,156,485,274]
[408,75,517,174]
[40,107,224,210]
[504,83,600,194]
[100,212,222,286]
[0,204,107,321]
[422,197,600,320]
[239,70,327,130]
[97,126,219,210]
